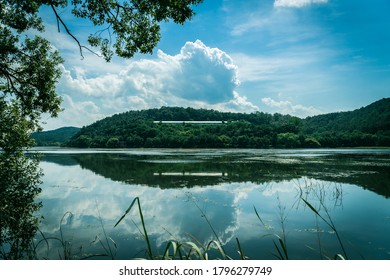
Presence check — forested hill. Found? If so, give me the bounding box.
[304,98,390,133]
[66,98,390,148]
[32,127,80,146]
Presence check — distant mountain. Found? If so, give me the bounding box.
[66,98,390,148]
[32,126,80,146]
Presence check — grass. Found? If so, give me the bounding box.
[301,197,348,260]
[32,209,116,260]
[6,186,359,260]
[114,196,246,260]
[112,193,350,261]
[254,196,289,260]
[114,197,154,259]
[31,211,75,259]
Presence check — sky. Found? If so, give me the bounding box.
[38,0,390,130]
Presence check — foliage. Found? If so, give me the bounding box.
[0,152,42,259]
[303,98,390,147]
[66,99,390,149]
[1,0,203,142]
[0,0,204,259]
[0,99,35,153]
[71,0,203,61]
[0,32,63,145]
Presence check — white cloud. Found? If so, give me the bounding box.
[41,94,105,129]
[231,16,271,37]
[261,97,322,117]
[59,65,125,97]
[274,0,328,8]
[44,40,258,129]
[38,161,264,249]
[232,52,318,83]
[223,92,259,112]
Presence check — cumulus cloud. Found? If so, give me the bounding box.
[46,40,257,129]
[261,97,322,117]
[59,66,125,97]
[44,95,106,128]
[119,40,240,104]
[274,0,328,8]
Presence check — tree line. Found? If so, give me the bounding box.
[65,98,390,149]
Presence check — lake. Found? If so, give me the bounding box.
[32,148,390,259]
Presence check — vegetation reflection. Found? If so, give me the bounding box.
[41,151,390,197]
[0,152,42,259]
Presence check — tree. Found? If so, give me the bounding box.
[1,0,204,146]
[0,0,203,259]
[106,136,120,148]
[276,132,300,148]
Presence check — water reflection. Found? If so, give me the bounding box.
[0,153,42,259]
[41,150,390,197]
[32,149,390,260]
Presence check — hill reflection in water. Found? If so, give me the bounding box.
[40,149,390,198]
[34,149,390,260]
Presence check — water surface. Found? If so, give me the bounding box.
[33,148,390,259]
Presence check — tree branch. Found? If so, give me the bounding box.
[49,3,102,59]
[0,68,22,96]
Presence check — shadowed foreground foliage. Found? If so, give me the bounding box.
[0,152,42,259]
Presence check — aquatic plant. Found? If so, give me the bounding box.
[301,198,348,260]
[114,196,246,260]
[253,202,289,260]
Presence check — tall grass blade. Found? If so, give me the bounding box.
[192,198,226,256]
[34,229,50,259]
[163,241,182,260]
[301,198,328,225]
[186,233,206,251]
[272,240,283,260]
[253,206,267,227]
[184,242,205,260]
[95,200,115,259]
[114,197,153,259]
[236,238,246,260]
[334,254,346,260]
[301,197,348,259]
[114,198,138,227]
[278,237,289,260]
[206,240,227,260]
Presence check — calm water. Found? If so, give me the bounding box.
[33,148,390,259]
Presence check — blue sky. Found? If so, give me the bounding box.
[38,0,390,129]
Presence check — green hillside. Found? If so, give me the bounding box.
[32,127,80,146]
[302,98,390,147]
[66,98,390,148]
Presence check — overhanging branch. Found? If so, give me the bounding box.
[50,3,102,59]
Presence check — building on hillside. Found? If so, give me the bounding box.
[153,120,225,125]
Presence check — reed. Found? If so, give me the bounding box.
[114,196,246,260]
[254,205,289,260]
[92,201,117,259]
[33,210,113,260]
[301,197,348,260]
[22,186,356,260]
[114,197,154,259]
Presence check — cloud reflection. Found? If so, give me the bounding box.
[35,150,390,259]
[37,160,274,258]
